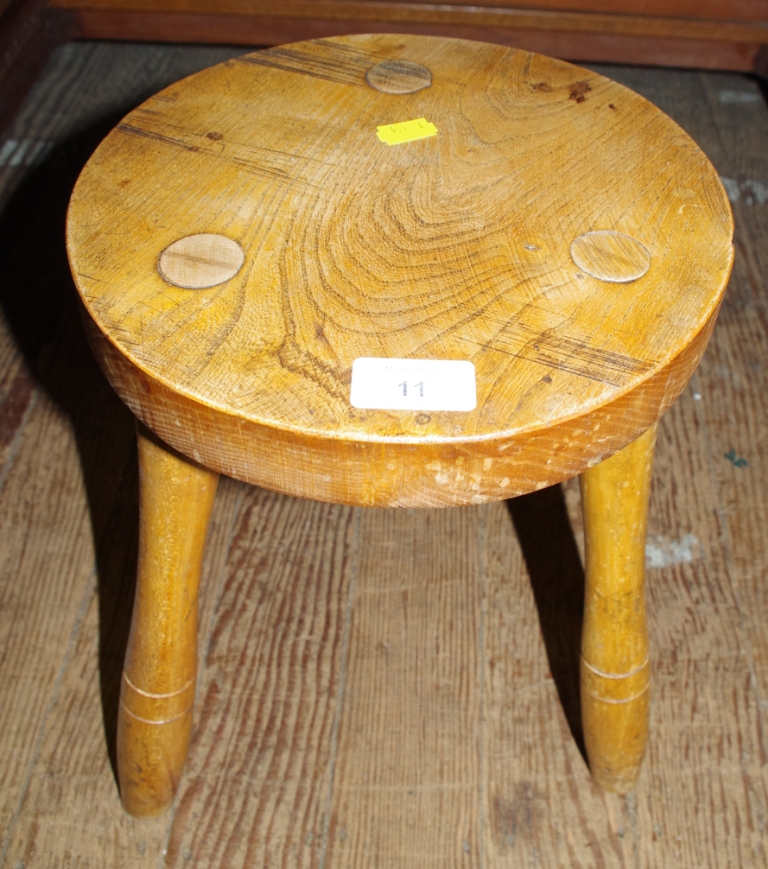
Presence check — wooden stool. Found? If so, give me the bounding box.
[65,34,733,818]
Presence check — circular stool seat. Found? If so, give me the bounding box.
[66,33,733,818]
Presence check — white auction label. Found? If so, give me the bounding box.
[350,357,476,411]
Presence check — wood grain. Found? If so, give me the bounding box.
[164,489,358,867]
[325,506,482,867]
[0,41,249,864]
[117,424,219,817]
[580,423,656,792]
[571,229,651,282]
[66,35,733,808]
[3,472,247,867]
[3,40,768,868]
[157,233,244,289]
[0,395,96,838]
[47,0,768,22]
[47,0,768,44]
[68,34,733,509]
[480,486,643,866]
[635,385,768,867]
[61,10,768,72]
[365,58,431,94]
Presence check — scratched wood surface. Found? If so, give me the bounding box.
[1,40,767,868]
[66,34,733,509]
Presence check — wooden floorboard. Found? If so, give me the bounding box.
[167,492,358,868]
[326,507,482,868]
[482,488,641,868]
[0,40,767,868]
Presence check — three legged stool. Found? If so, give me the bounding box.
[65,33,733,817]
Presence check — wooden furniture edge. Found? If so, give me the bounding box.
[80,298,724,509]
[49,5,768,72]
[48,0,768,25]
[45,0,768,43]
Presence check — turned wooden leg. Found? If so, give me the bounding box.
[117,423,219,817]
[579,423,657,793]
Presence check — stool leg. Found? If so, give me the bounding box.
[117,423,219,817]
[579,423,657,793]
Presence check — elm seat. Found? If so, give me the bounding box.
[65,33,733,817]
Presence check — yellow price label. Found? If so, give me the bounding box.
[376,118,438,145]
